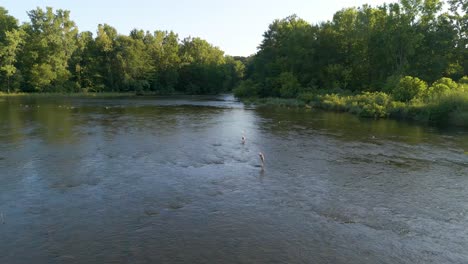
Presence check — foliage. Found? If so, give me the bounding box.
[460,76,468,85]
[238,0,467,99]
[316,92,393,118]
[418,77,459,101]
[19,7,79,92]
[233,80,259,98]
[392,76,428,102]
[233,0,467,126]
[241,77,468,126]
[0,6,245,94]
[278,72,302,98]
[433,77,459,90]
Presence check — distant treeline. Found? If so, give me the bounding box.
[236,0,467,98]
[0,7,245,94]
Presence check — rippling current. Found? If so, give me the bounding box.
[1,95,467,264]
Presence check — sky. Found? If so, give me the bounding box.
[1,0,392,56]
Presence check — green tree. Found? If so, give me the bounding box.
[0,7,18,40]
[278,72,301,98]
[69,31,98,91]
[177,37,228,94]
[448,0,468,77]
[393,76,428,101]
[20,7,78,92]
[94,23,118,91]
[0,7,23,92]
[0,29,26,93]
[146,31,181,93]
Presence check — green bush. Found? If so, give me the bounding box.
[433,77,458,90]
[258,97,305,107]
[426,84,450,100]
[319,94,347,111]
[421,77,458,102]
[392,76,428,102]
[233,80,259,98]
[459,76,468,85]
[347,92,392,118]
[297,92,316,103]
[388,101,408,118]
[314,92,392,118]
[124,79,150,93]
[62,80,81,93]
[459,76,468,92]
[383,74,402,94]
[239,82,468,126]
[278,72,301,98]
[185,83,201,94]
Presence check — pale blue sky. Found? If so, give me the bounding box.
[2,0,392,56]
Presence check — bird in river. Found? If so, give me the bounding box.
[259,152,265,167]
[241,135,246,144]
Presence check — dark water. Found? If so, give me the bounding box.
[1,95,468,264]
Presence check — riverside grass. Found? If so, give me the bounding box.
[0,92,136,97]
[242,90,468,127]
[0,91,191,98]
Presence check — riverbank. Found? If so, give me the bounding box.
[241,91,468,127]
[0,92,137,98]
[0,90,213,98]
[0,92,167,98]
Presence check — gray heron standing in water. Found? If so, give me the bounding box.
[259,152,265,167]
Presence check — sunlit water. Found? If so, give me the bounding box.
[1,95,467,264]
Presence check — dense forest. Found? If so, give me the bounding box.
[234,0,468,124]
[237,0,466,97]
[0,7,244,94]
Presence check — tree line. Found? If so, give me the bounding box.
[236,0,467,100]
[0,7,245,94]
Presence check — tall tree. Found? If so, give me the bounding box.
[20,7,78,92]
[0,7,23,92]
[448,0,468,77]
[0,29,25,92]
[94,23,118,91]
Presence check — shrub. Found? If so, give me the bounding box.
[233,80,259,98]
[383,74,402,94]
[124,79,150,93]
[259,97,305,107]
[62,80,81,93]
[422,77,458,102]
[348,92,392,118]
[392,76,428,102]
[426,84,450,100]
[433,77,458,90]
[459,76,468,91]
[185,83,201,94]
[418,91,468,125]
[297,92,316,104]
[319,94,347,111]
[315,92,392,118]
[278,72,301,98]
[388,101,408,118]
[459,76,468,85]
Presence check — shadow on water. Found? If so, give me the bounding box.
[0,96,468,264]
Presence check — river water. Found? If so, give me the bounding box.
[0,95,467,264]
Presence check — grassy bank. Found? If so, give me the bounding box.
[0,91,195,98]
[241,90,468,127]
[0,92,140,97]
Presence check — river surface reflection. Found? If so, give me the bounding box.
[1,95,467,263]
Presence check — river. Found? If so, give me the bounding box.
[0,95,467,263]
